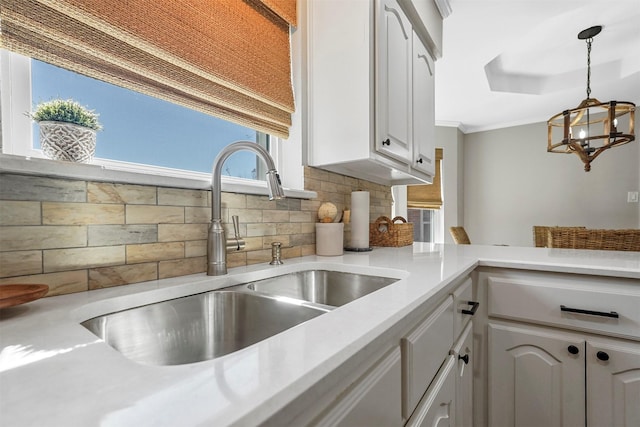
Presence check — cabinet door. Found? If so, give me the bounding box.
[488,324,585,427]
[453,323,473,427]
[402,296,454,419]
[587,340,640,427]
[376,0,412,163]
[313,347,403,427]
[411,31,435,176]
[406,355,456,427]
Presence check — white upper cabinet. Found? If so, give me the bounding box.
[375,0,412,163]
[411,30,436,176]
[305,0,442,185]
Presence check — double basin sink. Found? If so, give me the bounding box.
[81,270,399,366]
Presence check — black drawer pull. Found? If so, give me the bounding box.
[462,301,480,316]
[560,305,619,319]
[596,351,610,361]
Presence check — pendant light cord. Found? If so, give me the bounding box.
[586,37,592,99]
[583,36,593,148]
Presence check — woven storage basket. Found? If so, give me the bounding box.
[370,216,413,247]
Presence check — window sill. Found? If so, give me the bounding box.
[0,154,317,199]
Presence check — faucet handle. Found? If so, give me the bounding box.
[231,215,241,239]
[226,215,245,252]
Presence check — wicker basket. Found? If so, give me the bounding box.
[370,216,413,247]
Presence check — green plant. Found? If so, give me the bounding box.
[28,99,102,131]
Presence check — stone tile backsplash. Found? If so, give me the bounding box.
[0,167,391,296]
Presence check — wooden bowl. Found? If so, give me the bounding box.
[0,284,50,309]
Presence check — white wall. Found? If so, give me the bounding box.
[392,126,464,243]
[463,121,640,246]
[437,126,465,243]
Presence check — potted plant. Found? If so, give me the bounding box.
[28,99,102,163]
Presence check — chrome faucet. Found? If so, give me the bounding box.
[207,141,285,275]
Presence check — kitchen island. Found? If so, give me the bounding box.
[1,243,638,426]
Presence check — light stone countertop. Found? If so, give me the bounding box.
[1,243,639,426]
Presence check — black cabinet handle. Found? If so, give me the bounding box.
[596,351,610,361]
[568,345,580,355]
[382,138,391,146]
[462,301,480,316]
[459,354,469,364]
[560,305,619,319]
[416,158,423,164]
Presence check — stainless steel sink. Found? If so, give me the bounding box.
[81,290,328,366]
[81,270,399,366]
[245,270,399,307]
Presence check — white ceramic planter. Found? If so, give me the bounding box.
[39,121,97,163]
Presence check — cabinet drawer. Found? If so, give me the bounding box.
[488,275,640,340]
[452,277,477,338]
[401,296,454,419]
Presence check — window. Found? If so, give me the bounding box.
[11,56,268,180]
[407,209,435,242]
[0,0,306,194]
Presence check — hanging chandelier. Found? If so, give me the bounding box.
[547,25,635,172]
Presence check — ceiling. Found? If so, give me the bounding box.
[434,0,640,133]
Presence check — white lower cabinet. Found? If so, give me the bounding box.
[587,340,640,427]
[406,355,457,427]
[476,268,640,427]
[270,276,476,427]
[402,279,478,426]
[407,320,475,427]
[453,323,473,427]
[489,323,640,427]
[402,296,454,418]
[313,347,403,427]
[488,323,586,427]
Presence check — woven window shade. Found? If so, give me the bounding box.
[0,0,296,138]
[407,148,443,209]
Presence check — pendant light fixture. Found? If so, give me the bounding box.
[547,25,635,172]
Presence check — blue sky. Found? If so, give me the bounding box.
[32,60,260,178]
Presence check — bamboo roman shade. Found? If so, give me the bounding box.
[407,148,443,209]
[0,0,296,138]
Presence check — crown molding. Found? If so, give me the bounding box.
[434,0,452,19]
[436,120,468,133]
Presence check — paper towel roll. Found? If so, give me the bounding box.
[350,191,370,248]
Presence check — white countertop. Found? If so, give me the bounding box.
[1,243,639,426]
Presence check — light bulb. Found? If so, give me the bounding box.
[579,129,586,139]
[613,118,618,127]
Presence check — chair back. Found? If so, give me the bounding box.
[547,228,640,251]
[450,226,471,244]
[533,226,586,247]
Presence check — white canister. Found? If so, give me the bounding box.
[315,223,344,256]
